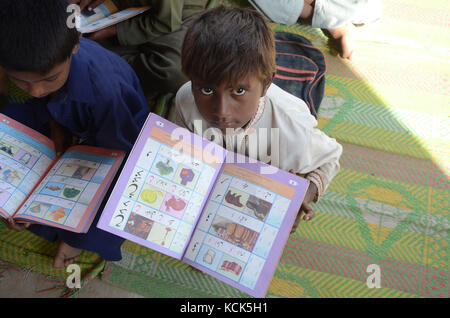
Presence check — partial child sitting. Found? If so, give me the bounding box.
[72,0,209,97]
[249,0,382,59]
[173,6,343,232]
[0,0,149,268]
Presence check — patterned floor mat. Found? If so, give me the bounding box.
[0,0,447,298]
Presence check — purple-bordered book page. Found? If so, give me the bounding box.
[183,152,309,297]
[97,113,226,259]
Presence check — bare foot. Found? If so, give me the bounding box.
[337,32,354,60]
[324,25,354,60]
[53,241,82,268]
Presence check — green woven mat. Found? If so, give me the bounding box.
[1,0,447,298]
[101,0,449,298]
[0,222,105,297]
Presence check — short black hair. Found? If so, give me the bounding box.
[0,0,80,74]
[182,6,276,88]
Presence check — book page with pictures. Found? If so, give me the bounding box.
[78,0,151,34]
[14,145,124,233]
[0,114,56,219]
[97,114,226,259]
[183,154,309,297]
[79,0,119,27]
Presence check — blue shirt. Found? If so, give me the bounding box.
[16,37,149,152]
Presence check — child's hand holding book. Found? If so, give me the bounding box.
[50,119,79,156]
[289,169,318,233]
[71,0,105,11]
[2,218,31,232]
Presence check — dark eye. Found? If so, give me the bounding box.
[233,88,246,96]
[200,88,213,95]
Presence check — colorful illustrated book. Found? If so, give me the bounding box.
[0,114,125,233]
[98,113,309,297]
[78,0,151,34]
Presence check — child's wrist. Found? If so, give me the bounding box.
[305,171,323,202]
[326,25,350,40]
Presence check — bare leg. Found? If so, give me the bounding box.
[297,0,355,60]
[299,0,315,20]
[53,241,82,268]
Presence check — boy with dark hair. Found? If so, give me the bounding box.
[174,6,342,231]
[0,0,149,267]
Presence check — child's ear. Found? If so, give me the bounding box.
[261,72,275,96]
[72,36,81,54]
[72,43,80,55]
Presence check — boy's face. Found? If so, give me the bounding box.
[3,44,79,99]
[192,73,270,134]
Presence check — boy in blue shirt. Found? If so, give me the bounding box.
[0,0,149,267]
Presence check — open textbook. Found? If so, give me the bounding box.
[78,0,151,33]
[0,114,124,233]
[97,113,309,297]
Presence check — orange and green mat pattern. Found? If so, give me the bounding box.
[1,0,448,298]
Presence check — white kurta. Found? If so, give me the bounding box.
[249,0,382,29]
[173,82,343,201]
